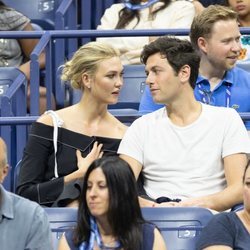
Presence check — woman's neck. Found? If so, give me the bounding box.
[96,217,117,246]
[77,96,109,123]
[237,210,250,233]
[239,15,250,27]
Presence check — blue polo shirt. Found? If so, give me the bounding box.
[139,67,250,128]
[0,184,53,250]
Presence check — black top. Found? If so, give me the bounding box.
[16,122,121,207]
[196,212,250,250]
[65,222,156,250]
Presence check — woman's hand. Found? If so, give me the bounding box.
[64,142,103,184]
[76,142,103,177]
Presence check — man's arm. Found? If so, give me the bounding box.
[178,153,247,211]
[120,154,156,207]
[120,154,142,179]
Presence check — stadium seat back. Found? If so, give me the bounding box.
[13,160,22,193]
[109,64,146,110]
[236,61,250,72]
[4,0,62,30]
[141,207,214,250]
[44,207,214,250]
[0,67,22,99]
[44,208,78,250]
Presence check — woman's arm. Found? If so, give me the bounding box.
[16,125,65,205]
[57,234,71,250]
[18,22,45,80]
[153,228,167,250]
[202,247,232,250]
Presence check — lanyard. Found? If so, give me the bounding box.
[123,0,159,10]
[197,83,231,108]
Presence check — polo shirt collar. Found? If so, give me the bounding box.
[0,184,14,221]
[196,69,235,87]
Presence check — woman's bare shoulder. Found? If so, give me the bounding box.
[37,112,54,126]
[37,106,73,126]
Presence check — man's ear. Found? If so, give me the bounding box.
[179,65,191,84]
[197,37,208,54]
[0,165,9,184]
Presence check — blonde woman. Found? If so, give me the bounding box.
[16,41,127,207]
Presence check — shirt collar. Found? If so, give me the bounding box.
[0,184,14,221]
[223,69,234,86]
[196,69,235,87]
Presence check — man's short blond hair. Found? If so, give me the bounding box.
[190,5,238,50]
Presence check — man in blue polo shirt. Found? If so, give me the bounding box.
[139,5,250,128]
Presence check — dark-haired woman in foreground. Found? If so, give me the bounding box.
[58,157,167,250]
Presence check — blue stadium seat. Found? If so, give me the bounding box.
[4,0,60,30]
[44,207,77,250]
[44,206,213,250]
[236,61,250,72]
[109,64,146,110]
[4,0,77,30]
[0,67,27,191]
[12,160,22,193]
[141,207,214,250]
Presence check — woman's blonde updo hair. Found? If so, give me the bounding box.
[60,41,120,89]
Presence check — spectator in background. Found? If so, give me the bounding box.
[97,0,195,65]
[227,0,250,26]
[119,36,250,212]
[58,156,167,250]
[0,1,54,113]
[0,137,53,250]
[196,160,250,249]
[139,5,250,129]
[226,0,250,66]
[17,41,127,207]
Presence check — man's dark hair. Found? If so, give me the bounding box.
[141,36,200,89]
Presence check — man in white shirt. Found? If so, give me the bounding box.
[118,36,250,211]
